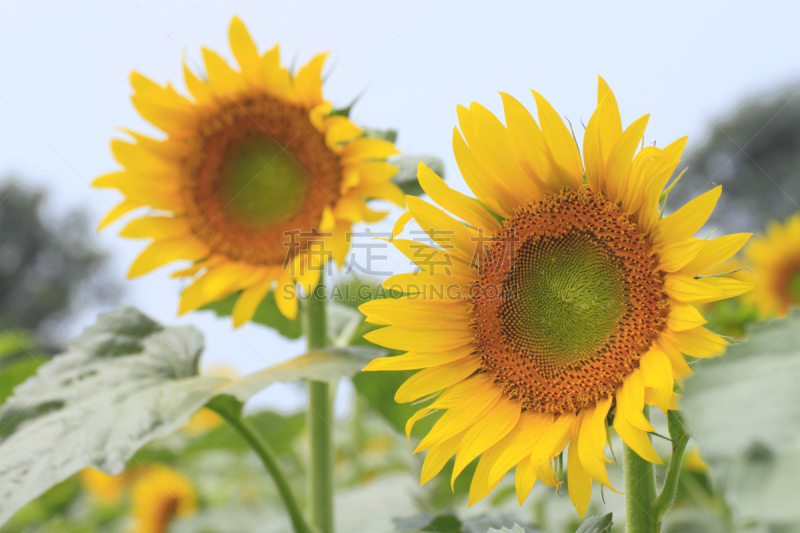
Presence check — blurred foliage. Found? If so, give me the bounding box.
[668,84,800,234]
[0,330,46,405]
[0,179,117,346]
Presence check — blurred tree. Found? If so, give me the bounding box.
[0,178,117,348]
[669,83,800,234]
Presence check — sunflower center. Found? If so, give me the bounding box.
[183,96,342,266]
[501,231,628,371]
[472,187,668,414]
[215,135,309,229]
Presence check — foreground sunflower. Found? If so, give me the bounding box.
[94,17,403,324]
[360,79,753,516]
[744,212,800,318]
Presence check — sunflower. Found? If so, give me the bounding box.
[79,467,131,506]
[360,78,753,516]
[130,464,196,533]
[744,212,800,318]
[94,17,403,324]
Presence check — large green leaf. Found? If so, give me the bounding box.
[681,309,800,526]
[682,309,800,457]
[0,307,383,527]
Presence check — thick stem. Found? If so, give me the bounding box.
[215,412,312,533]
[303,283,334,533]
[623,406,659,533]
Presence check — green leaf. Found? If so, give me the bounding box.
[393,513,538,533]
[0,307,384,527]
[681,309,800,525]
[202,291,303,339]
[682,309,800,457]
[488,525,526,533]
[392,155,445,197]
[574,513,613,533]
[185,411,305,456]
[363,127,398,144]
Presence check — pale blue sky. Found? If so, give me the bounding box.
[2,0,799,413]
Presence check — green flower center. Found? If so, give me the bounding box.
[501,230,628,371]
[216,135,309,229]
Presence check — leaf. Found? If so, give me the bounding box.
[574,513,613,533]
[392,155,446,197]
[488,525,525,533]
[681,309,800,526]
[0,307,384,527]
[364,127,398,144]
[682,309,800,457]
[393,513,539,533]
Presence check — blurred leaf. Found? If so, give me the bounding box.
[364,128,398,144]
[682,309,800,527]
[488,525,525,533]
[202,291,302,339]
[574,513,612,533]
[0,331,34,361]
[682,309,800,457]
[392,155,445,197]
[662,507,729,533]
[0,307,383,527]
[393,513,539,533]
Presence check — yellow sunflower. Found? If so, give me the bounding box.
[744,212,800,318]
[130,464,196,533]
[360,78,753,516]
[94,17,403,324]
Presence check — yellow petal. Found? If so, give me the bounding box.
[341,137,399,163]
[514,456,538,505]
[487,410,553,487]
[529,413,573,486]
[228,17,261,82]
[668,327,729,358]
[499,92,556,194]
[677,233,752,277]
[613,410,662,465]
[420,430,466,485]
[202,47,245,97]
[616,369,654,432]
[294,52,328,108]
[596,77,623,162]
[451,397,521,486]
[407,196,479,262]
[667,303,707,332]
[577,398,617,491]
[639,347,674,414]
[531,90,583,190]
[364,325,473,353]
[232,271,276,328]
[127,238,208,278]
[665,275,753,304]
[654,186,722,247]
[452,127,509,217]
[98,200,141,231]
[415,381,502,452]
[417,163,502,234]
[658,238,706,272]
[656,336,694,382]
[394,357,481,403]
[567,435,593,518]
[604,114,649,203]
[363,345,473,372]
[359,297,470,328]
[274,270,298,320]
[468,440,507,507]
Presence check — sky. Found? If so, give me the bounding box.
[1,0,799,414]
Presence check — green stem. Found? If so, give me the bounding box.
[624,406,658,533]
[652,412,690,528]
[214,411,313,533]
[303,282,334,533]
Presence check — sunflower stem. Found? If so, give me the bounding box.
[211,408,313,533]
[652,411,690,528]
[303,281,334,533]
[623,406,659,533]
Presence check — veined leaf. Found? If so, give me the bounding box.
[0,307,383,527]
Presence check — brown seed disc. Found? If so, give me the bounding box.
[181,95,342,266]
[471,186,668,414]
